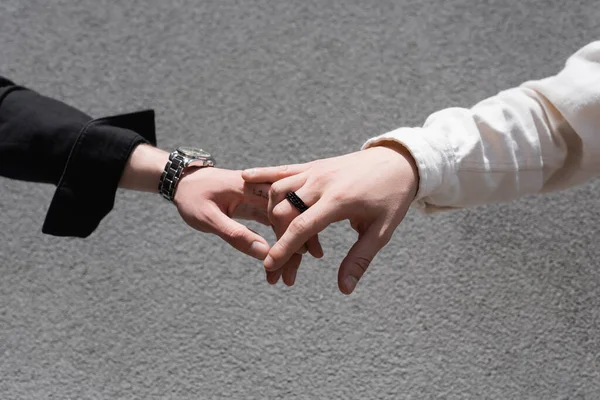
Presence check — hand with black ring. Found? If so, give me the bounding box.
[242,141,419,294]
[261,178,324,287]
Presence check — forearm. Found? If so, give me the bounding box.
[365,41,600,211]
[119,144,169,192]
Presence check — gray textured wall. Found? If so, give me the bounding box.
[1,1,600,399]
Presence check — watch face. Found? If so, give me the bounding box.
[177,146,211,158]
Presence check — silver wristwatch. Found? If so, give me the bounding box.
[158,146,215,202]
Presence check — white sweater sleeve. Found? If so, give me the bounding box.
[363,41,600,212]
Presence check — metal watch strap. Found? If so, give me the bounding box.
[158,151,185,202]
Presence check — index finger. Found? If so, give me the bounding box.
[242,163,309,183]
[264,201,339,271]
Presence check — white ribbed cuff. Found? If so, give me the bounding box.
[362,127,453,204]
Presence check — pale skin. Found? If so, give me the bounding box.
[118,141,418,293]
[242,141,419,294]
[119,144,273,260]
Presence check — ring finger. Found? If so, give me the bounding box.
[266,174,315,255]
[271,184,324,259]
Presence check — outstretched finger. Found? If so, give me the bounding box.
[242,163,310,183]
[266,268,283,285]
[270,182,323,258]
[337,223,390,295]
[264,201,339,271]
[206,204,271,260]
[271,201,324,259]
[267,174,308,220]
[281,253,302,286]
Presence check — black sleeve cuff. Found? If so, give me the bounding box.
[42,110,157,238]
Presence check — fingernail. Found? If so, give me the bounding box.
[344,276,358,294]
[245,169,256,177]
[264,255,275,270]
[249,242,269,260]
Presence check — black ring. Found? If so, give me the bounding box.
[286,191,309,213]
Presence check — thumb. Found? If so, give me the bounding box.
[338,224,390,295]
[208,206,271,260]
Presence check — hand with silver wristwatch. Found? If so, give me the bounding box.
[119,144,276,261]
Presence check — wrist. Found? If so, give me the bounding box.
[119,144,170,192]
[369,140,420,199]
[171,166,201,206]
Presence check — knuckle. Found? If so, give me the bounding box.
[312,171,328,186]
[278,165,289,172]
[225,227,247,242]
[269,182,282,199]
[289,214,309,236]
[329,190,346,203]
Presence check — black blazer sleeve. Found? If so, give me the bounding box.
[0,76,157,237]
